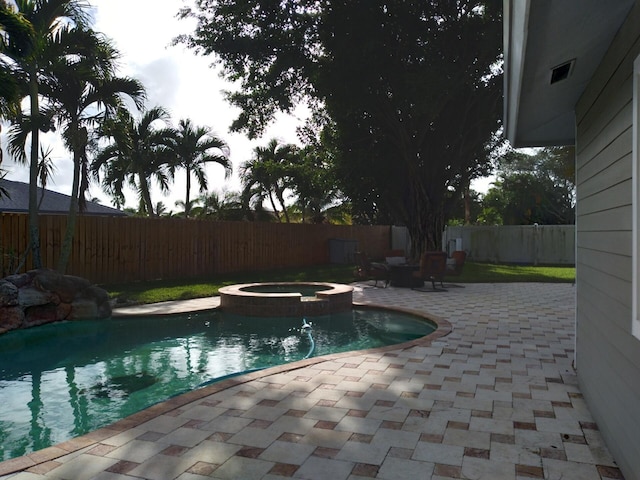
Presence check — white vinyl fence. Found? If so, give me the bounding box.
[442,225,575,265]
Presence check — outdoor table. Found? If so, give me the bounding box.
[388,264,423,288]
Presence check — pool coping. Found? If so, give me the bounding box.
[0,299,452,476]
[218,282,354,317]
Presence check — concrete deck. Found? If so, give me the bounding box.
[0,282,626,479]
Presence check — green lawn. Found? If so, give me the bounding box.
[104,262,575,306]
[457,262,575,284]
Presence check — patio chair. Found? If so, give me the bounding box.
[447,250,467,275]
[354,251,390,287]
[412,251,447,291]
[443,250,467,288]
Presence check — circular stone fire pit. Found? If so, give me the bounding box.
[218,282,353,317]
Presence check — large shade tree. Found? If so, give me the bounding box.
[313,0,503,253]
[177,0,503,255]
[482,147,576,225]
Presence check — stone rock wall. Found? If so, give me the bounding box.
[0,269,111,335]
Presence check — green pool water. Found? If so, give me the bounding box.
[240,284,331,296]
[0,308,435,461]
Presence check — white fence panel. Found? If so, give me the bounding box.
[442,225,575,265]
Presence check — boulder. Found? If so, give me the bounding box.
[68,298,99,320]
[1,270,112,334]
[0,280,18,307]
[18,287,59,308]
[4,273,32,289]
[24,304,60,328]
[33,270,91,303]
[56,302,73,320]
[80,285,112,319]
[0,306,24,334]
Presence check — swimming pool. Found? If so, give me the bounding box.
[0,308,436,461]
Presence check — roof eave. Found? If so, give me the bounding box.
[503,0,530,148]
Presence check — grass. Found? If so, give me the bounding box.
[104,262,575,306]
[105,264,357,305]
[457,262,575,284]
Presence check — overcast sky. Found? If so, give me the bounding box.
[1,0,305,212]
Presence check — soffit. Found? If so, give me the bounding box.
[504,0,635,148]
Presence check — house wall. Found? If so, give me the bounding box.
[575,3,640,478]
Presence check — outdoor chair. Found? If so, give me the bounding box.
[412,251,448,291]
[384,249,407,266]
[354,251,390,287]
[447,250,467,275]
[443,250,467,287]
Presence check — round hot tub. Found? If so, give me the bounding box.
[218,282,353,317]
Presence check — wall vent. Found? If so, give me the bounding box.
[550,59,575,84]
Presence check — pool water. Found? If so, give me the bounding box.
[241,284,331,296]
[0,309,434,461]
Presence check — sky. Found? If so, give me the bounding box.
[0,0,493,213]
[1,0,306,212]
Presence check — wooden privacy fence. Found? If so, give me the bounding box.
[0,214,391,284]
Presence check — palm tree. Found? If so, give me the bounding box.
[165,119,231,218]
[0,0,91,268]
[0,2,32,118]
[240,139,298,223]
[154,201,169,217]
[44,29,144,271]
[288,144,344,223]
[93,106,174,217]
[6,27,145,271]
[36,144,55,209]
[173,198,201,218]
[197,190,244,220]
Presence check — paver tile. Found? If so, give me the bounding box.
[377,456,435,479]
[105,440,166,463]
[258,441,315,464]
[0,283,627,480]
[294,455,354,480]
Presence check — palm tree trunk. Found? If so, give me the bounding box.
[139,172,156,217]
[58,143,81,272]
[185,172,191,218]
[28,71,42,269]
[276,188,290,223]
[268,192,281,221]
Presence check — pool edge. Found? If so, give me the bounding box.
[0,301,452,476]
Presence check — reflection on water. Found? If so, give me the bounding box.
[0,309,433,460]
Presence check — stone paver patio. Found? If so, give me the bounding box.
[0,282,626,479]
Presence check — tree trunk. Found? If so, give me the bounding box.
[402,174,445,260]
[28,71,42,268]
[462,170,472,225]
[184,170,191,218]
[139,172,156,217]
[58,129,84,272]
[268,192,281,221]
[276,188,290,223]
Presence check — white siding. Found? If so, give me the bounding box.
[575,3,640,478]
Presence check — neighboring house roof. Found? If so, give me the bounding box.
[503,0,635,148]
[0,179,127,216]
